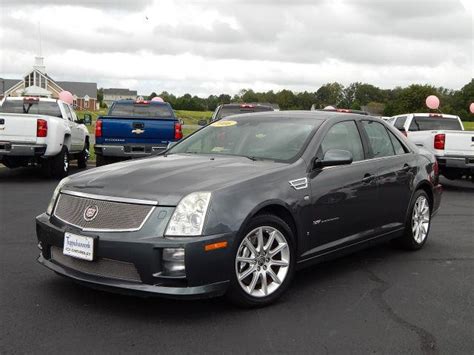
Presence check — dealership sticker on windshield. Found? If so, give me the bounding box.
[63,232,94,261]
[211,120,237,127]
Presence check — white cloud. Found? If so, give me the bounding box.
[0,0,472,95]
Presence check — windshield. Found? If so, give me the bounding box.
[0,100,62,117]
[217,106,273,119]
[409,117,462,131]
[169,117,319,162]
[109,103,174,118]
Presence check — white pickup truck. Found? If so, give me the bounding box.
[389,113,474,180]
[0,97,90,178]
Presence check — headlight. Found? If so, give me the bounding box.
[165,192,211,236]
[46,177,70,215]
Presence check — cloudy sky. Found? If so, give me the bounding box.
[0,0,472,96]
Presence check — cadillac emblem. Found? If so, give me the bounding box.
[83,205,99,221]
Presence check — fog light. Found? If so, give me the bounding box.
[162,248,185,275]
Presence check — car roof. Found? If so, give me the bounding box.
[223,110,380,122]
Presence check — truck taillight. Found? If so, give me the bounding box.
[434,133,445,150]
[95,120,102,137]
[36,119,48,137]
[174,122,183,140]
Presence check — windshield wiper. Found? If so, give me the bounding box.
[243,155,257,161]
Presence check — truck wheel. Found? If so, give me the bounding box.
[77,141,89,169]
[50,146,69,178]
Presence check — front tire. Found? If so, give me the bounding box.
[393,190,431,250]
[227,214,295,307]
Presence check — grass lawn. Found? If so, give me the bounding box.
[462,121,474,130]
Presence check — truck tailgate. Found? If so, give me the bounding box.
[100,116,176,143]
[0,113,38,143]
[445,131,474,156]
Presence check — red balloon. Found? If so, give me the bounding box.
[470,103,474,114]
[59,91,74,105]
[425,95,440,110]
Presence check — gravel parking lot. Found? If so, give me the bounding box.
[0,166,472,354]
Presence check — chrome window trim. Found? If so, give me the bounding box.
[61,190,158,206]
[321,153,414,170]
[52,196,156,233]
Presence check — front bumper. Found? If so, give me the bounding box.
[95,144,167,158]
[0,142,46,157]
[36,213,234,299]
[436,155,474,173]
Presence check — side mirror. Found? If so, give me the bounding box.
[83,114,92,126]
[318,149,353,168]
[198,119,208,126]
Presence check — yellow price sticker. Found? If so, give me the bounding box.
[211,120,237,127]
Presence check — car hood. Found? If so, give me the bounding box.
[64,154,288,205]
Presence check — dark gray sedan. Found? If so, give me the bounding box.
[36,111,442,306]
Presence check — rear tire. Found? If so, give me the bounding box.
[227,214,295,308]
[49,146,69,179]
[392,190,431,250]
[77,141,89,169]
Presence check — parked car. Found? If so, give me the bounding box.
[210,103,274,122]
[94,99,182,166]
[0,97,90,178]
[389,113,473,180]
[37,111,442,306]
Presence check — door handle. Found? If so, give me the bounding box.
[362,173,376,183]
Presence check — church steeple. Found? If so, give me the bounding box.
[33,56,46,74]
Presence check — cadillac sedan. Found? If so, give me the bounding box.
[36,111,442,307]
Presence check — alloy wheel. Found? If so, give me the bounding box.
[235,226,290,298]
[411,195,430,244]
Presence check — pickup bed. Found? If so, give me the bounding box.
[94,99,182,166]
[0,97,90,178]
[390,113,474,180]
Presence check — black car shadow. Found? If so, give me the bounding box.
[42,242,404,321]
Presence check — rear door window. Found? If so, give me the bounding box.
[0,100,62,117]
[387,130,408,155]
[394,116,407,130]
[408,117,462,131]
[109,103,174,118]
[361,121,395,158]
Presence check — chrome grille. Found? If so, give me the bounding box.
[53,192,154,232]
[51,246,141,282]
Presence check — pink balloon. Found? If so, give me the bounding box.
[151,97,164,102]
[59,91,74,105]
[425,95,440,110]
[470,103,474,114]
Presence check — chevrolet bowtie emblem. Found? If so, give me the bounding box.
[132,128,145,134]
